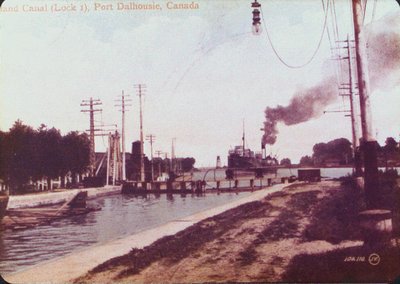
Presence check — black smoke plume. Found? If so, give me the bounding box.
[262,75,337,145]
[262,11,400,146]
[367,11,400,90]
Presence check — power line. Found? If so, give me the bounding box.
[332,0,340,41]
[155,150,163,179]
[170,32,251,93]
[329,0,349,93]
[371,0,377,22]
[80,97,102,176]
[323,0,342,88]
[365,0,378,45]
[146,134,156,181]
[99,111,106,148]
[260,0,329,69]
[115,90,132,181]
[134,84,146,182]
[330,0,342,86]
[362,0,368,24]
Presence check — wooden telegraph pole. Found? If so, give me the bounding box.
[135,84,146,182]
[81,98,102,177]
[146,134,156,181]
[352,0,380,208]
[155,150,163,179]
[336,36,362,176]
[115,90,132,181]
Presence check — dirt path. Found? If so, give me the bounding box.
[76,180,400,283]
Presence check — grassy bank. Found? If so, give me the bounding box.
[75,180,400,283]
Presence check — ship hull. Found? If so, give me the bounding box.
[228,154,277,169]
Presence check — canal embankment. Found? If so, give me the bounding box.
[7,186,121,209]
[4,183,286,284]
[74,179,400,283]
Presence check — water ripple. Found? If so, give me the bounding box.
[1,191,252,274]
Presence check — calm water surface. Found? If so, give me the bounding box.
[192,167,355,180]
[3,167,397,275]
[0,191,252,275]
[194,167,400,181]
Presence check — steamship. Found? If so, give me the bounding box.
[227,145,278,169]
[227,128,278,169]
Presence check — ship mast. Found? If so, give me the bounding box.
[242,119,245,157]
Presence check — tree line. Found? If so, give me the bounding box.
[279,137,400,167]
[0,120,90,193]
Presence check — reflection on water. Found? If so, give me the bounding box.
[4,167,394,275]
[193,167,400,181]
[0,191,252,275]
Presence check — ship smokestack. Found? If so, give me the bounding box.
[261,142,266,159]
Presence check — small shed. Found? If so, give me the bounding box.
[298,169,321,182]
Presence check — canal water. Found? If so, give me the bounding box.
[192,167,356,181]
[0,191,253,275]
[193,167,400,181]
[2,166,397,275]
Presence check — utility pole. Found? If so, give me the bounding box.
[344,36,358,157]
[155,150,163,157]
[155,150,163,179]
[146,134,156,181]
[352,0,380,208]
[135,84,146,182]
[81,98,102,176]
[91,124,118,185]
[336,36,362,176]
[164,152,169,173]
[106,135,111,186]
[345,35,363,176]
[242,119,245,156]
[113,132,117,185]
[105,130,122,186]
[171,138,176,173]
[115,90,132,181]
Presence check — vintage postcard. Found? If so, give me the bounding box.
[0,0,400,283]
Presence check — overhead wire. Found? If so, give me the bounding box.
[170,31,251,93]
[363,0,369,24]
[326,0,340,84]
[323,0,333,47]
[334,0,349,99]
[371,0,377,22]
[260,0,329,69]
[100,110,107,148]
[348,0,355,38]
[332,0,346,89]
[331,0,340,41]
[322,0,342,89]
[365,0,378,44]
[323,0,348,114]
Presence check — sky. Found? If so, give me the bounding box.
[0,0,399,167]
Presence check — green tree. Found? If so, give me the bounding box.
[2,120,38,193]
[36,125,63,189]
[312,138,352,166]
[312,142,329,165]
[328,138,352,164]
[384,137,398,152]
[181,157,196,172]
[299,155,314,167]
[61,131,90,184]
[381,137,400,166]
[280,158,292,166]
